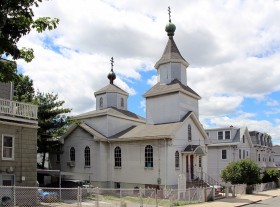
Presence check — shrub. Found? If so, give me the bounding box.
[221,159,260,185]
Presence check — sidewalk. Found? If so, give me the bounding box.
[191,188,280,207]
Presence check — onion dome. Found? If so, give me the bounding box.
[107,57,116,84]
[165,6,176,38]
[165,21,176,37]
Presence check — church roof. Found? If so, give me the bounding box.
[109,111,208,141]
[143,79,200,99]
[109,122,181,140]
[73,107,145,121]
[154,35,189,69]
[94,83,128,96]
[60,122,107,142]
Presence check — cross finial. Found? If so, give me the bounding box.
[168,6,171,22]
[110,57,114,70]
[108,57,116,84]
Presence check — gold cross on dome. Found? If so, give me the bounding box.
[168,6,171,22]
[110,57,114,70]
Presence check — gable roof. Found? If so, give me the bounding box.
[154,37,189,69]
[232,127,253,145]
[109,111,209,142]
[94,83,128,96]
[206,126,253,147]
[73,107,145,122]
[60,122,107,143]
[143,79,200,99]
[109,122,179,141]
[183,145,206,155]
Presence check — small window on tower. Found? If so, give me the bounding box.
[100,97,103,108]
[121,97,124,107]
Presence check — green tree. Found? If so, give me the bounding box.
[221,159,260,185]
[262,169,279,183]
[0,0,59,81]
[13,74,35,102]
[35,92,71,168]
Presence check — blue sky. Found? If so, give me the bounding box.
[17,0,280,144]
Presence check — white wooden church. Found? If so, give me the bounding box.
[51,14,210,189]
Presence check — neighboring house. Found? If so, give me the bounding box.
[0,82,38,186]
[50,18,209,189]
[206,127,275,184]
[272,145,280,167]
[249,131,275,170]
[206,126,253,184]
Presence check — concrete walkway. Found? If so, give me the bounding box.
[191,188,280,207]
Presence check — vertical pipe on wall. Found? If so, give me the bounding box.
[164,138,167,190]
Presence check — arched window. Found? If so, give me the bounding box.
[84,146,90,166]
[114,146,122,167]
[100,97,103,107]
[145,145,153,168]
[175,151,179,168]
[188,124,192,141]
[70,147,75,161]
[120,97,124,107]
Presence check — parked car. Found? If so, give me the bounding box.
[61,180,85,188]
[38,188,58,202]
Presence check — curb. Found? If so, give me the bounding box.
[235,199,262,207]
[235,195,278,207]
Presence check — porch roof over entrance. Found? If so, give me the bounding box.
[182,145,205,155]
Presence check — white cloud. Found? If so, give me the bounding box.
[147,75,158,86]
[14,0,280,141]
[140,99,146,112]
[266,99,279,107]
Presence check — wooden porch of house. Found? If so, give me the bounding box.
[0,98,38,120]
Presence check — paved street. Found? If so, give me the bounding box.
[246,196,280,207]
[190,188,280,207]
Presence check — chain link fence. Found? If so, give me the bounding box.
[0,186,81,206]
[0,186,220,207]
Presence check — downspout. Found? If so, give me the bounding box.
[108,140,112,187]
[165,138,167,190]
[19,127,23,183]
[158,140,160,186]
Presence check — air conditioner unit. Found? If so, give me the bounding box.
[67,161,75,167]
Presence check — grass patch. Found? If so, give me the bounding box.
[98,195,202,206]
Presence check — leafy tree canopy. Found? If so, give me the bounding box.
[0,0,59,81]
[262,169,279,183]
[221,159,261,185]
[13,73,34,102]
